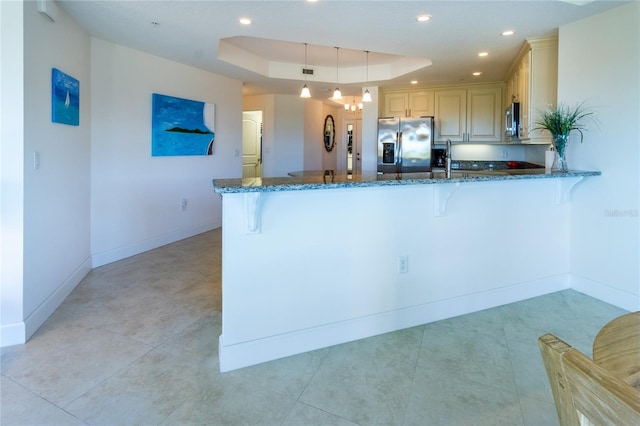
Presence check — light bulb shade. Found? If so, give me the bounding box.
[358,103,363,110]
[300,84,311,98]
[362,89,372,103]
[333,88,342,100]
[351,105,356,112]
[344,103,350,111]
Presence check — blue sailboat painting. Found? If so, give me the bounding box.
[51,68,79,126]
[151,93,215,156]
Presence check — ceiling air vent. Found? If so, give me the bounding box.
[302,68,314,76]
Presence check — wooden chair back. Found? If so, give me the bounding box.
[539,332,640,425]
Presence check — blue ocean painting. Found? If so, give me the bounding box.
[52,68,79,126]
[152,93,215,156]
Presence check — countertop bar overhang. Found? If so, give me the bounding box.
[213,169,601,194]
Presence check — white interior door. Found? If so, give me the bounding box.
[242,111,262,178]
[344,119,362,174]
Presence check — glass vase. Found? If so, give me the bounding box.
[551,134,569,172]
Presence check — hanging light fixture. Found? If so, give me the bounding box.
[300,43,311,98]
[344,98,359,114]
[362,50,372,103]
[332,47,342,100]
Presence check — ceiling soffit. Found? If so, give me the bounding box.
[218,36,432,85]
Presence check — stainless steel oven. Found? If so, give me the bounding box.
[505,102,520,140]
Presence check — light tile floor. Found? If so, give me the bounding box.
[1,228,628,425]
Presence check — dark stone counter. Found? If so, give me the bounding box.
[213,168,601,194]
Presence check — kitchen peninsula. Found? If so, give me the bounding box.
[213,168,599,372]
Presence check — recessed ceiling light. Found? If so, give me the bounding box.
[410,80,418,85]
[473,72,482,76]
[478,52,489,57]
[239,17,252,25]
[416,14,431,22]
[501,30,515,36]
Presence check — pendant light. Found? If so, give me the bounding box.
[300,43,311,98]
[332,47,342,100]
[362,50,372,103]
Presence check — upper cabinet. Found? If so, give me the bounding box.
[505,36,558,144]
[434,85,503,143]
[382,90,434,118]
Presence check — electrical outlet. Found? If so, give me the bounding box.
[180,198,188,211]
[398,255,409,274]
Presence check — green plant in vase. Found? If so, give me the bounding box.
[533,102,595,172]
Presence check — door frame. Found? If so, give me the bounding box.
[242,110,263,178]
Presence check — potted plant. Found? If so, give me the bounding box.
[534,102,595,172]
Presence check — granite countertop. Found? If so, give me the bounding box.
[213,166,601,194]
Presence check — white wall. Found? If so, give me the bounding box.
[219,177,572,370]
[244,94,275,176]
[0,0,26,346]
[271,95,305,177]
[560,2,640,310]
[21,1,93,342]
[90,39,243,266]
[244,94,309,177]
[1,1,93,346]
[304,100,323,171]
[361,86,379,173]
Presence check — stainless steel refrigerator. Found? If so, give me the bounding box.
[377,117,433,173]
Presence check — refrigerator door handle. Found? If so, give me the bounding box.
[397,131,403,167]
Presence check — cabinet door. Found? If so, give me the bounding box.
[434,89,466,142]
[529,43,557,143]
[519,51,531,139]
[409,91,434,117]
[467,86,503,142]
[383,93,409,117]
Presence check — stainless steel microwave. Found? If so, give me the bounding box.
[505,102,520,140]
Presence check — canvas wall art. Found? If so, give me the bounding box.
[152,93,215,156]
[52,68,79,126]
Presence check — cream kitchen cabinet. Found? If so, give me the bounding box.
[434,85,503,142]
[505,36,557,144]
[382,90,434,117]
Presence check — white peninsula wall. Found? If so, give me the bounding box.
[217,176,591,371]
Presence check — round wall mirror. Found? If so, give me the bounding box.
[324,115,335,152]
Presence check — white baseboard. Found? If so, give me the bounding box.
[1,255,92,348]
[3,225,218,348]
[92,223,216,267]
[570,274,639,311]
[23,256,92,341]
[1,322,26,348]
[219,274,569,372]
